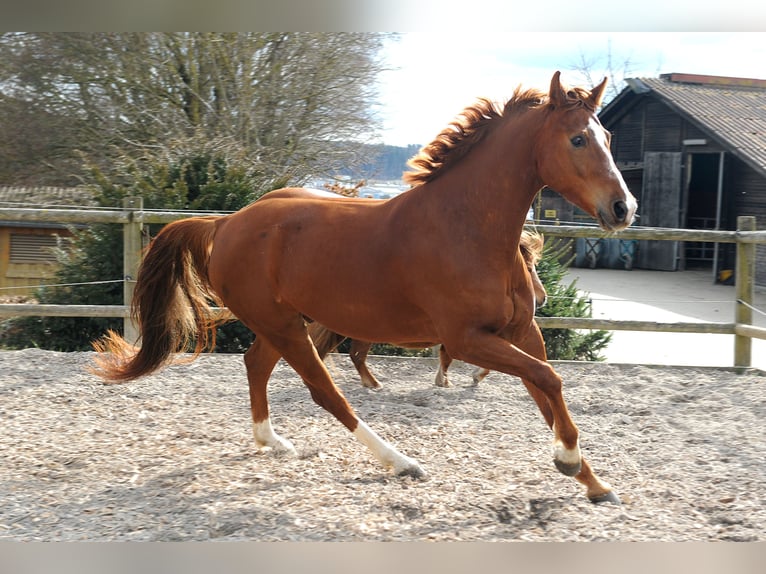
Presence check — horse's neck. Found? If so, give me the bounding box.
[404,125,541,249]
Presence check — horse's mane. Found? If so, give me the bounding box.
[403,82,596,186]
[402,87,545,186]
[520,228,544,266]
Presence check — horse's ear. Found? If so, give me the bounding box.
[548,71,565,106]
[589,77,608,107]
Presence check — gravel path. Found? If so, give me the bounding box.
[1,349,763,541]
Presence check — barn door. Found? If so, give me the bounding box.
[637,152,682,271]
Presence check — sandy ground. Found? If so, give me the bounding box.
[1,350,764,542]
[564,268,766,370]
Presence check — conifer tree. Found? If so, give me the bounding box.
[535,238,611,361]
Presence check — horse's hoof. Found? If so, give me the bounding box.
[257,443,298,458]
[553,458,582,477]
[396,463,427,480]
[254,437,298,457]
[589,490,622,505]
[433,373,449,387]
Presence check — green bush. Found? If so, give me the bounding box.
[536,238,611,361]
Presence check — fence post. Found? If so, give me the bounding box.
[734,215,755,370]
[123,196,143,345]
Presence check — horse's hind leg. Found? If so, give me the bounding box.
[244,337,297,454]
[516,324,618,504]
[267,319,425,477]
[349,340,381,388]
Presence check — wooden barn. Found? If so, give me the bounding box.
[0,186,96,297]
[537,72,766,285]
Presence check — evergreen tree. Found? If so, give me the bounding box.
[536,238,611,361]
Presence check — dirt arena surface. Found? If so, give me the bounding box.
[1,349,763,541]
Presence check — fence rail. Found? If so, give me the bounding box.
[1,203,764,367]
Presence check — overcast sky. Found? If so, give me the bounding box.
[374,32,766,147]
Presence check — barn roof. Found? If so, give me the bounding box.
[600,73,766,178]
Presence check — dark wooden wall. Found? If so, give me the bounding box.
[604,95,766,284]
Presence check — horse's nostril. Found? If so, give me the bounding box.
[613,200,628,222]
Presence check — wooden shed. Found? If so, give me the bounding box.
[537,73,766,285]
[0,186,96,297]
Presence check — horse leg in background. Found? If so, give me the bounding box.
[514,322,619,504]
[434,344,451,387]
[434,344,488,386]
[257,316,425,478]
[471,366,491,385]
[348,340,381,389]
[307,322,346,359]
[307,324,380,389]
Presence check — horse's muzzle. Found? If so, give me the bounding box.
[599,196,637,231]
[613,200,630,223]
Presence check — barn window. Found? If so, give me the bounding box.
[9,234,65,264]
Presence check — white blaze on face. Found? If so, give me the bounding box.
[588,117,619,173]
[587,116,638,217]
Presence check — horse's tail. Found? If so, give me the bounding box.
[307,322,347,360]
[91,216,225,382]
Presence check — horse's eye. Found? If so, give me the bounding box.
[570,135,586,148]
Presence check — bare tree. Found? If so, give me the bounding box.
[569,38,638,103]
[0,33,389,187]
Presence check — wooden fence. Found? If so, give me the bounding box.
[1,198,765,368]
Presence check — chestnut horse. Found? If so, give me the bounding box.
[308,229,547,389]
[92,72,637,503]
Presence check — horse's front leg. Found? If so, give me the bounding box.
[447,329,582,475]
[435,344,487,386]
[434,344,452,387]
[444,324,618,503]
[470,366,491,385]
[513,322,619,503]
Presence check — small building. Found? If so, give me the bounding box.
[538,73,766,285]
[0,186,96,297]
